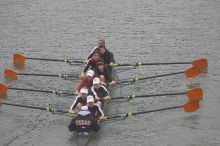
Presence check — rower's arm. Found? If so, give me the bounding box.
[69,96,80,110]
[83,60,91,73]
[86,46,98,59]
[96,104,105,117]
[76,79,87,92]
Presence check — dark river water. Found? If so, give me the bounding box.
[0,0,220,146]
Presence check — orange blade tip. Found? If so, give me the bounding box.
[187,88,203,101]
[4,69,18,80]
[0,83,8,94]
[13,53,25,65]
[192,58,208,69]
[183,102,200,112]
[185,67,200,78]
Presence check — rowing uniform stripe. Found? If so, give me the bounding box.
[86,46,98,59]
[70,96,86,110]
[90,85,109,98]
[95,103,104,116]
[101,85,109,95]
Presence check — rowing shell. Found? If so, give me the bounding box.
[75,69,118,146]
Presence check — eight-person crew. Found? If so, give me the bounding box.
[69,39,113,134]
[68,106,100,134]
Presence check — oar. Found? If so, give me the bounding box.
[4,69,79,80]
[107,101,200,120]
[0,101,75,115]
[13,53,84,66]
[110,58,208,69]
[0,83,75,96]
[113,88,203,102]
[117,67,200,85]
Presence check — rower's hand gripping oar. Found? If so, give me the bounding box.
[110,58,208,69]
[4,69,79,80]
[116,67,200,85]
[0,83,75,96]
[113,87,203,102]
[13,53,84,66]
[0,101,76,115]
[106,101,200,121]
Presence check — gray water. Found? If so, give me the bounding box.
[0,0,220,146]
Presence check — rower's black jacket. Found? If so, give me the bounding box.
[101,50,115,65]
[94,67,113,82]
[68,114,100,133]
[88,104,104,117]
[83,58,103,73]
[90,85,109,99]
[70,96,87,110]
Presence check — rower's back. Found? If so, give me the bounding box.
[68,113,100,133]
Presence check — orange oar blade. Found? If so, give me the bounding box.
[13,53,25,65]
[0,83,8,94]
[192,58,208,69]
[187,88,203,102]
[185,67,200,78]
[183,102,199,112]
[4,69,18,80]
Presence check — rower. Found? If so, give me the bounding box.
[68,106,100,134]
[90,77,111,107]
[80,52,103,78]
[99,47,114,65]
[68,87,88,113]
[94,61,116,85]
[85,39,105,62]
[75,70,94,95]
[86,95,106,120]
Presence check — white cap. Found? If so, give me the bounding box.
[78,106,90,116]
[87,95,94,103]
[86,70,94,77]
[80,87,88,94]
[93,77,100,85]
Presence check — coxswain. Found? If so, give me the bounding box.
[86,95,106,121]
[75,70,94,95]
[68,106,100,134]
[90,77,111,107]
[68,87,88,114]
[94,61,116,85]
[80,52,103,78]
